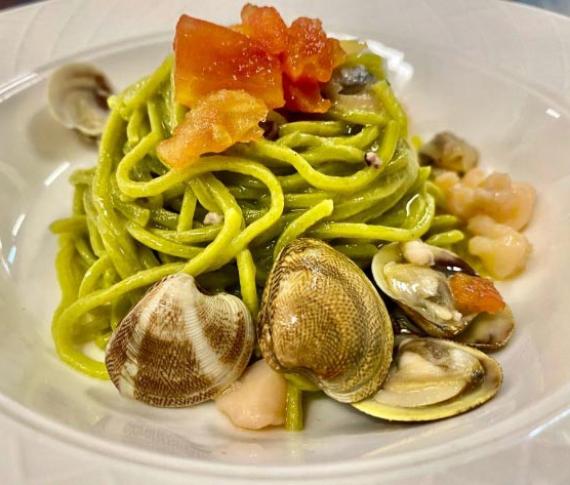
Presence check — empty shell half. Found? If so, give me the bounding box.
[419,131,479,174]
[105,273,254,407]
[352,336,502,421]
[48,63,113,139]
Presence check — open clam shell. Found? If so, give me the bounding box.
[372,241,474,338]
[389,299,515,352]
[48,63,113,139]
[419,131,479,174]
[352,337,502,421]
[372,241,513,351]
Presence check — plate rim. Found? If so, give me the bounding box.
[1,0,570,479]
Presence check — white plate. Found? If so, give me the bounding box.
[1,0,570,483]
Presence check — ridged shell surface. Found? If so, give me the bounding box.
[105,273,254,407]
[258,238,394,403]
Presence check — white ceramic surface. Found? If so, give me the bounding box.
[1,0,570,483]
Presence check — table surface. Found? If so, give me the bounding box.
[1,0,570,15]
[517,0,570,15]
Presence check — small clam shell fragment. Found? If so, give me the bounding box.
[258,238,394,404]
[353,337,502,421]
[419,132,479,174]
[105,273,254,407]
[48,63,113,139]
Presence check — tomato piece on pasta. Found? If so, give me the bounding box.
[283,77,331,113]
[240,4,288,55]
[174,15,284,109]
[158,90,268,170]
[449,273,506,315]
[282,17,345,83]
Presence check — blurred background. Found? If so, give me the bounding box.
[515,0,570,14]
[0,0,569,15]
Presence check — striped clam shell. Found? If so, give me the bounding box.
[258,238,394,403]
[105,273,254,407]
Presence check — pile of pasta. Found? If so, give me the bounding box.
[50,55,454,378]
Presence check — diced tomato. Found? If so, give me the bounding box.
[174,15,284,109]
[283,17,345,83]
[330,37,347,69]
[240,4,288,55]
[157,90,268,170]
[449,273,506,315]
[230,23,249,35]
[283,76,331,113]
[173,9,345,121]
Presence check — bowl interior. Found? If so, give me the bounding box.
[0,24,569,475]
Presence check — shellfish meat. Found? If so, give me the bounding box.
[353,336,502,421]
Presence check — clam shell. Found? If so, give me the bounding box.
[105,273,254,407]
[48,63,112,138]
[353,337,502,421]
[372,242,475,338]
[419,131,479,174]
[373,241,514,350]
[258,238,394,403]
[455,305,515,352]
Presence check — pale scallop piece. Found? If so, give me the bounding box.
[468,215,532,279]
[479,174,536,230]
[434,170,460,193]
[216,359,288,430]
[463,167,487,187]
[435,168,536,231]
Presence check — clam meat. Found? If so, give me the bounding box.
[105,273,254,407]
[353,336,502,421]
[388,303,514,353]
[258,238,394,403]
[48,63,113,139]
[372,240,511,343]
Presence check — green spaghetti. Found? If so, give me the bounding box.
[50,51,455,380]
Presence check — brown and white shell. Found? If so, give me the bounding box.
[105,273,254,408]
[258,238,394,404]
